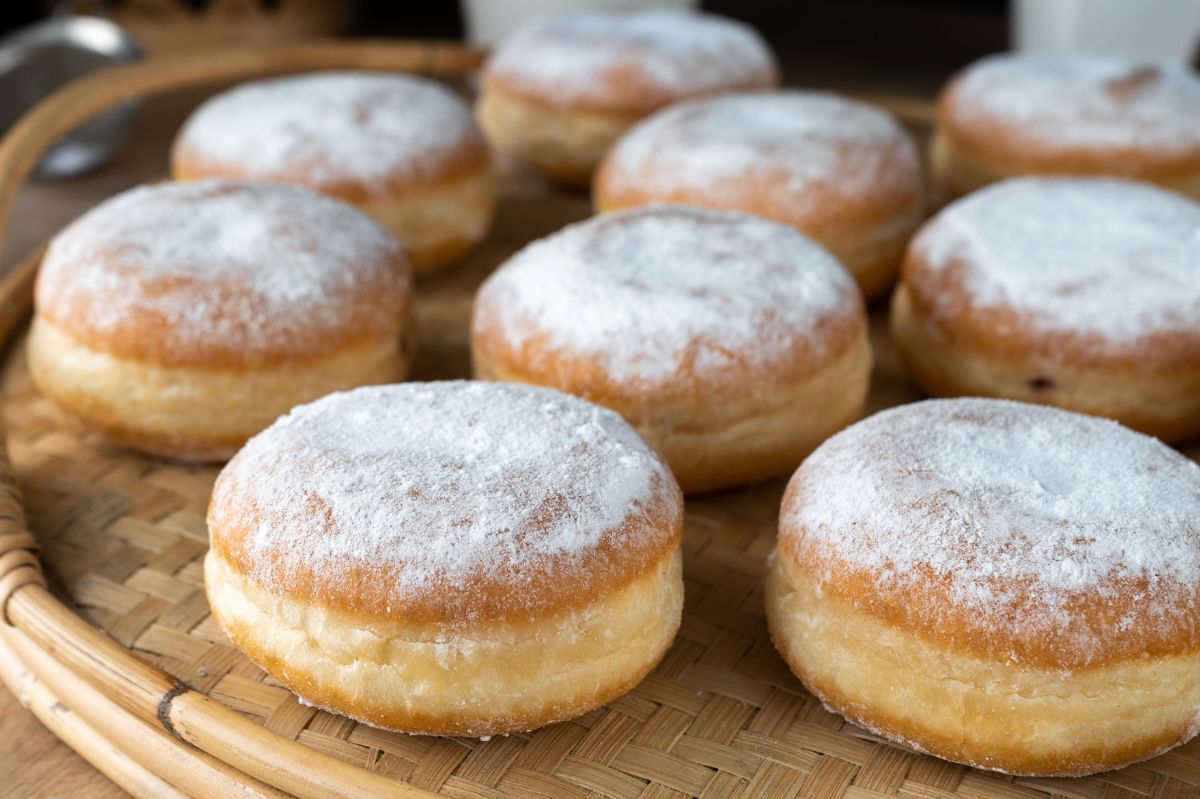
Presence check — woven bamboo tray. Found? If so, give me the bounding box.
[0,41,1197,799]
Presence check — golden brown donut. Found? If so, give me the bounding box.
[594,91,924,299]
[477,8,777,186]
[891,177,1200,441]
[206,381,683,736]
[171,72,494,275]
[767,398,1200,776]
[29,180,412,461]
[931,53,1200,202]
[471,206,870,493]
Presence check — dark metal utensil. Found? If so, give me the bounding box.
[0,16,141,178]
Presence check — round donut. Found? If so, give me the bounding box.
[471,206,870,493]
[891,177,1200,441]
[766,398,1200,776]
[171,72,494,274]
[29,180,412,461]
[594,91,924,299]
[931,53,1200,202]
[477,8,777,186]
[205,381,683,736]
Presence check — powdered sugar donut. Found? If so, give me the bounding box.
[29,180,412,461]
[472,206,870,493]
[931,53,1200,201]
[767,398,1200,775]
[205,381,683,735]
[594,91,924,298]
[172,72,494,274]
[891,177,1200,441]
[477,8,777,185]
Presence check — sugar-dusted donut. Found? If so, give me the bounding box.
[767,398,1200,775]
[477,8,777,185]
[29,180,412,460]
[205,381,683,735]
[172,72,494,274]
[931,52,1200,201]
[472,206,870,493]
[891,177,1200,441]
[594,91,924,298]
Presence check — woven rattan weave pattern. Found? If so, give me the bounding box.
[2,177,1198,797]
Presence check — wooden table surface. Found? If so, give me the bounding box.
[0,90,207,799]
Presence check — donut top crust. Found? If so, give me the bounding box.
[939,53,1200,175]
[780,398,1200,669]
[483,8,778,116]
[597,92,922,229]
[172,72,488,199]
[35,180,410,369]
[208,382,683,625]
[472,207,864,404]
[904,177,1200,367]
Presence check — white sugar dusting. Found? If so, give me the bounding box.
[486,8,775,108]
[950,52,1200,153]
[915,177,1200,345]
[36,180,406,359]
[212,382,674,608]
[785,398,1200,662]
[175,72,481,189]
[604,92,920,212]
[474,207,859,385]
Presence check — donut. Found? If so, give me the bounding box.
[29,180,412,461]
[472,206,870,493]
[594,91,924,299]
[766,397,1200,776]
[205,381,683,736]
[931,52,1200,202]
[476,8,777,186]
[171,72,494,275]
[891,177,1200,441]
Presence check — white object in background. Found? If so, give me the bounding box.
[1015,0,1200,61]
[462,0,698,45]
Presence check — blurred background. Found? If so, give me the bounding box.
[9,0,1200,91]
[7,2,1007,98]
[3,0,1196,98]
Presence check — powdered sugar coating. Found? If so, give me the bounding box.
[945,52,1200,156]
[912,177,1200,347]
[174,72,484,192]
[474,206,861,387]
[485,8,776,113]
[36,180,408,366]
[209,382,679,621]
[782,398,1200,666]
[601,91,921,217]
